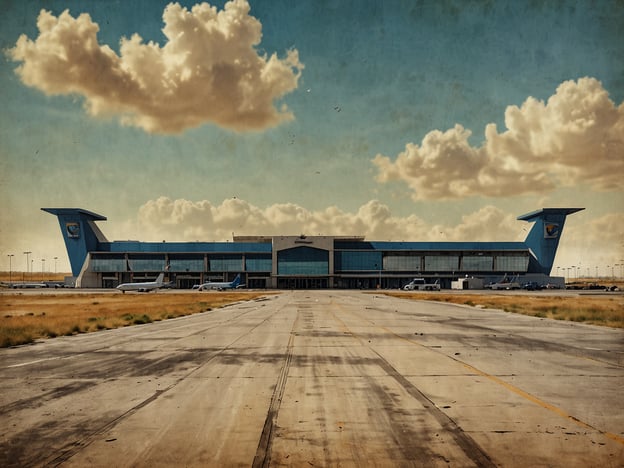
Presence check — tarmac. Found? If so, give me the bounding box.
[1,290,622,467]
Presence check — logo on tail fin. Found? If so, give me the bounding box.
[66,222,80,238]
[544,223,559,238]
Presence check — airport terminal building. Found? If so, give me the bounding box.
[43,207,583,289]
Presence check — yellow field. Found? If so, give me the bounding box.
[1,276,622,348]
[0,291,276,347]
[0,271,69,283]
[380,292,624,328]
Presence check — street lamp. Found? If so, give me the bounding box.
[7,254,14,285]
[54,257,58,274]
[41,259,45,281]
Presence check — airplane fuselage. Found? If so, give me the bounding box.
[117,273,165,293]
[198,274,241,291]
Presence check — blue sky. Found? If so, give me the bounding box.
[1,0,623,276]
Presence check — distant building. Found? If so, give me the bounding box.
[43,207,583,289]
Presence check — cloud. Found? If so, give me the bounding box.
[373,78,624,199]
[118,196,521,243]
[555,212,624,274]
[3,197,620,278]
[7,0,303,134]
[106,197,624,278]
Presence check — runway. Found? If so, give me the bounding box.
[1,290,622,467]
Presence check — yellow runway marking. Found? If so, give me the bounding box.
[332,299,624,446]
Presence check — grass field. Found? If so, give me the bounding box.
[0,271,69,283]
[379,291,624,329]
[1,270,622,348]
[0,291,275,348]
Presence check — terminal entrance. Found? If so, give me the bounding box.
[277,277,329,289]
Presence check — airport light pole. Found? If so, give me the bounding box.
[54,257,58,274]
[41,259,45,281]
[7,254,14,284]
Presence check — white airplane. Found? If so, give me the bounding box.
[9,282,47,289]
[198,274,241,291]
[117,272,166,293]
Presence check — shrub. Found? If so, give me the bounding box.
[132,314,152,325]
[0,327,34,347]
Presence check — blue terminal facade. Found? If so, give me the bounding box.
[43,207,583,289]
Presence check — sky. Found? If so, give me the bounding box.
[1,0,623,278]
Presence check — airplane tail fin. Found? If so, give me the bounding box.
[156,272,165,285]
[518,208,584,275]
[42,208,108,277]
[232,274,241,287]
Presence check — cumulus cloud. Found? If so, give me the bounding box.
[118,196,520,243]
[104,197,623,278]
[7,0,303,133]
[373,78,624,199]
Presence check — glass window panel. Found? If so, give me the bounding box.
[128,259,166,272]
[245,255,272,272]
[91,258,126,272]
[169,259,204,272]
[424,256,459,271]
[209,255,243,272]
[278,247,328,275]
[495,255,529,272]
[383,255,421,271]
[461,256,493,271]
[335,251,382,271]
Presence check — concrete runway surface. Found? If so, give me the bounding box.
[1,290,622,467]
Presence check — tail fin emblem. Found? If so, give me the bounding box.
[544,223,559,238]
[66,222,80,238]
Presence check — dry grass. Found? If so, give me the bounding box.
[379,292,624,328]
[0,291,276,347]
[0,271,69,283]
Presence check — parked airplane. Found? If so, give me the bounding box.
[9,282,47,289]
[198,274,241,291]
[484,274,521,290]
[117,272,166,293]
